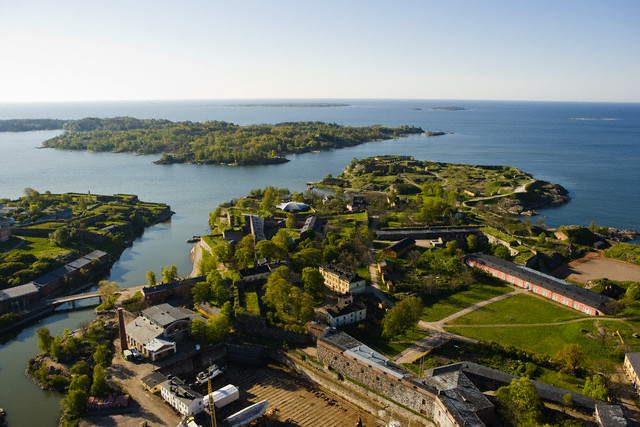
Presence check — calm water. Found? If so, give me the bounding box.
[0,99,639,425]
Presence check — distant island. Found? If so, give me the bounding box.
[430,106,466,111]
[232,103,348,108]
[40,117,424,166]
[0,119,67,132]
[569,117,619,121]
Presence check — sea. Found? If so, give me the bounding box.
[0,99,639,425]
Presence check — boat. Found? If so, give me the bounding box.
[195,364,226,384]
[224,400,269,427]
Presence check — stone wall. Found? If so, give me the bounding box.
[317,341,465,427]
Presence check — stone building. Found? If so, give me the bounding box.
[319,264,366,295]
[316,328,493,426]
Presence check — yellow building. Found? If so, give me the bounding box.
[319,264,366,295]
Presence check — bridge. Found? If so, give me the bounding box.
[50,292,102,309]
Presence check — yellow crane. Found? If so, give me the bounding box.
[208,378,217,427]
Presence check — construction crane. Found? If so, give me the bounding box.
[208,378,217,427]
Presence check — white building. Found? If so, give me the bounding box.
[326,298,367,327]
[319,264,366,295]
[160,377,204,416]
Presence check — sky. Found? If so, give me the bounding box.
[1,1,639,103]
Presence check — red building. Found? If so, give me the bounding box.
[465,253,610,316]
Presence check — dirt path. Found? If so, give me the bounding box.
[190,241,203,277]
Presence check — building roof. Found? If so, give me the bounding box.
[384,237,415,254]
[161,377,203,405]
[66,257,93,270]
[466,253,610,310]
[145,337,176,353]
[0,282,39,302]
[276,201,310,212]
[320,264,364,284]
[125,315,164,346]
[142,303,202,328]
[237,264,271,280]
[83,250,109,260]
[326,300,366,319]
[141,371,169,389]
[320,328,409,379]
[595,403,628,427]
[626,352,640,374]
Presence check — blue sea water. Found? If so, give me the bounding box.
[0,99,639,426]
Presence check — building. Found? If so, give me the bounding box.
[381,237,416,258]
[319,264,366,295]
[300,216,327,240]
[317,329,493,426]
[141,371,169,393]
[624,353,640,394]
[465,253,610,316]
[376,227,481,242]
[141,276,205,305]
[325,296,367,327]
[594,403,629,427]
[32,250,109,296]
[125,303,203,361]
[160,377,204,416]
[237,265,271,282]
[0,218,11,242]
[0,282,40,315]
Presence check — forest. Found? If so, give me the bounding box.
[41,117,423,165]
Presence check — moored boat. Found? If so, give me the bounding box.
[224,400,269,427]
[195,364,226,384]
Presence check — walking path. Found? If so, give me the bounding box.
[393,288,525,364]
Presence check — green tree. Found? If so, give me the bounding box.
[234,235,255,269]
[302,267,325,303]
[146,270,157,287]
[69,374,91,394]
[286,213,296,229]
[583,375,609,400]
[64,389,88,420]
[493,244,511,260]
[627,283,640,301]
[192,281,212,302]
[191,318,208,342]
[90,364,110,397]
[161,264,178,283]
[93,344,111,366]
[97,280,120,302]
[70,360,91,377]
[495,377,544,426]
[467,234,479,252]
[555,343,585,375]
[382,296,423,338]
[36,327,53,352]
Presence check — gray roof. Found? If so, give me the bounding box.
[466,253,610,310]
[142,303,202,328]
[321,264,364,284]
[625,352,640,375]
[595,403,628,427]
[0,282,39,302]
[125,315,164,346]
[161,377,203,405]
[326,300,366,318]
[320,329,409,379]
[141,371,168,389]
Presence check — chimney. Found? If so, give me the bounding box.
[118,308,128,351]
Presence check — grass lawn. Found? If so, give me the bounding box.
[241,285,261,316]
[446,319,640,369]
[421,282,512,322]
[448,293,586,325]
[14,236,70,258]
[372,328,429,358]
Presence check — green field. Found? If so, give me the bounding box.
[422,282,512,322]
[448,293,586,325]
[446,319,640,368]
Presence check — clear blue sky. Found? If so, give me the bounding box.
[1,0,638,102]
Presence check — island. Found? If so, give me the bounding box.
[430,106,467,111]
[18,156,640,427]
[0,190,172,331]
[37,117,424,166]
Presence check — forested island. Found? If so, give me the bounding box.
[0,119,67,132]
[39,117,424,165]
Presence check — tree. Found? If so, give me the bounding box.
[583,374,609,400]
[493,244,511,260]
[495,377,544,426]
[90,364,110,397]
[192,281,211,302]
[161,264,178,283]
[302,267,325,303]
[555,343,585,374]
[93,344,111,366]
[69,374,91,394]
[146,270,157,287]
[36,327,53,352]
[70,360,91,377]
[97,280,120,302]
[382,296,423,338]
[64,389,88,419]
[627,283,640,301]
[286,213,296,229]
[467,234,479,252]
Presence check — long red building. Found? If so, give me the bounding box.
[465,253,610,316]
